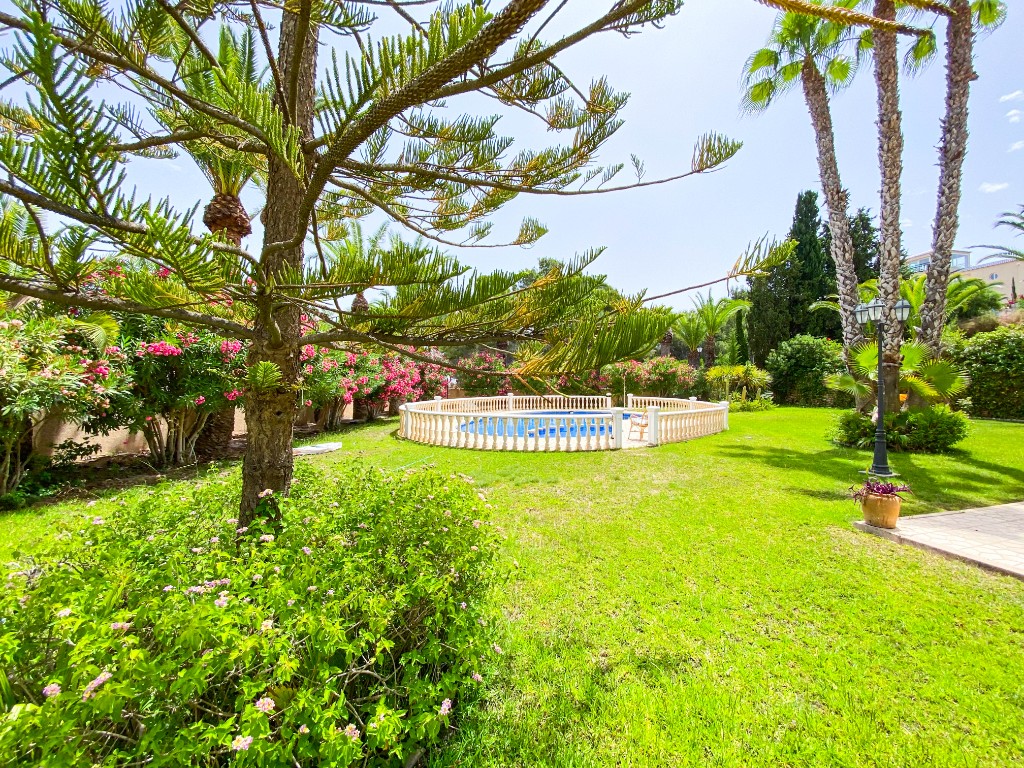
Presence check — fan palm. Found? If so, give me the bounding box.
[673,312,705,367]
[693,294,750,366]
[825,339,968,406]
[742,1,865,354]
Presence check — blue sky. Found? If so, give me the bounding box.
[114,1,1024,311]
[430,1,1023,310]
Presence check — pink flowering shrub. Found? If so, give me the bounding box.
[0,463,500,765]
[94,318,248,467]
[606,356,698,399]
[454,351,515,396]
[301,346,437,426]
[0,314,125,497]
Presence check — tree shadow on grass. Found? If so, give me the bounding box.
[714,444,1022,514]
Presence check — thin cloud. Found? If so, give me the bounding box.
[1009,109,1023,124]
[1000,90,1024,103]
[1011,141,1024,153]
[979,182,1009,194]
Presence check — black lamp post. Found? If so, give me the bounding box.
[855,298,911,477]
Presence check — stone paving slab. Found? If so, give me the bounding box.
[854,501,1024,580]
[293,441,343,457]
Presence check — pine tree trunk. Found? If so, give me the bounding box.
[801,61,865,358]
[239,7,318,527]
[874,0,904,412]
[919,0,975,354]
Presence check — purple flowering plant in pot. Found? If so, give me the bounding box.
[852,480,911,529]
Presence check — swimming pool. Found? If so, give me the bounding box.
[458,410,629,438]
[399,395,729,452]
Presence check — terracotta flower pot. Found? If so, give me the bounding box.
[861,493,901,529]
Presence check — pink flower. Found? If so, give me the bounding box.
[298,724,310,735]
[236,527,248,534]
[302,546,312,555]
[307,585,317,592]
[163,585,175,592]
[57,608,72,618]
[492,644,503,655]
[209,536,219,544]
[254,696,275,714]
[343,723,360,741]
[214,597,228,608]
[155,266,172,279]
[439,698,453,717]
[260,619,274,631]
[43,683,62,698]
[472,520,482,528]
[110,621,131,631]
[259,534,274,543]
[258,488,274,499]
[304,399,313,407]
[194,395,206,406]
[82,671,112,700]
[231,735,253,751]
[471,673,483,683]
[91,517,104,525]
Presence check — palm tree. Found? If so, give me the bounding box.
[918,0,1007,352]
[858,0,906,411]
[826,339,968,409]
[673,312,705,367]
[694,294,750,366]
[156,27,265,248]
[155,27,266,459]
[742,2,866,356]
[811,273,1002,339]
[977,204,1024,261]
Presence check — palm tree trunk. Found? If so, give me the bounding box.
[239,8,318,527]
[800,61,865,358]
[874,0,905,412]
[919,0,975,354]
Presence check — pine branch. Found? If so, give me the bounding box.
[0,276,252,337]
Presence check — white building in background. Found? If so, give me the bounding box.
[905,250,1023,302]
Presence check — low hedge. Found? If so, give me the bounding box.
[832,405,970,453]
[0,462,501,766]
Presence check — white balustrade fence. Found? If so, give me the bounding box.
[399,394,728,452]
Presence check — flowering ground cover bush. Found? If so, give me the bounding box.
[0,462,500,766]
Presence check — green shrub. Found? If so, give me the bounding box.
[949,325,1024,419]
[831,405,969,453]
[0,462,500,766]
[766,335,852,407]
[728,394,776,413]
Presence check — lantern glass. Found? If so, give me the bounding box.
[866,299,883,323]
[894,299,911,322]
[854,302,870,325]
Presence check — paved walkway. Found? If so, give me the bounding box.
[855,501,1024,580]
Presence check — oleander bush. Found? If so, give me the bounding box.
[766,335,852,407]
[832,405,969,453]
[606,356,698,399]
[0,463,501,766]
[949,325,1024,420]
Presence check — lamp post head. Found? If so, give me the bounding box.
[854,302,870,326]
[894,299,912,322]
[866,299,883,324]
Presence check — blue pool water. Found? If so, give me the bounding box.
[459,410,630,438]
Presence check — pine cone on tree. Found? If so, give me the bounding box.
[203,193,252,246]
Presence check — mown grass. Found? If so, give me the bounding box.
[4,408,1024,766]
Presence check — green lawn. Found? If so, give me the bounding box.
[5,408,1024,766]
